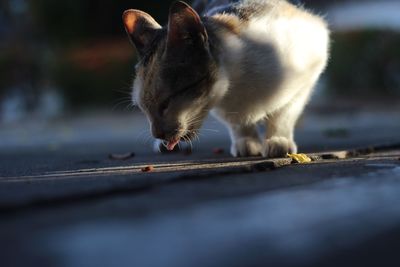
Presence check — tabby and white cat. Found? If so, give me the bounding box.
[123,0,329,157]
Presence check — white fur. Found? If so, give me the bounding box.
[210,67,230,100]
[211,0,330,157]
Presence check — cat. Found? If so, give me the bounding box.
[122,0,329,157]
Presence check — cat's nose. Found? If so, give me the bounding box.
[152,125,181,140]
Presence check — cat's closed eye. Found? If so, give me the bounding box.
[159,76,207,115]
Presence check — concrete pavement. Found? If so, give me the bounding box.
[1,108,400,267]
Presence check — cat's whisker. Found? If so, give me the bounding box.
[180,135,186,145]
[185,114,205,124]
[112,87,132,96]
[112,84,137,111]
[185,118,202,126]
[183,135,193,151]
[163,140,168,147]
[115,97,131,105]
[154,139,161,153]
[201,128,219,133]
[182,134,188,144]
[135,129,150,143]
[115,95,132,100]
[143,132,154,145]
[124,102,136,111]
[188,129,200,142]
[193,131,200,142]
[111,97,134,111]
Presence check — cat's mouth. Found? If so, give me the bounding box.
[166,137,180,151]
[165,128,199,151]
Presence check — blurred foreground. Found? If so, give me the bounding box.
[1,106,400,267]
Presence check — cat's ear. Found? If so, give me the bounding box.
[167,1,208,48]
[123,9,162,55]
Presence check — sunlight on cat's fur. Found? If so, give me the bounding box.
[123,0,329,158]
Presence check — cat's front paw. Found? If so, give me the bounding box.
[262,136,297,158]
[231,137,262,157]
[153,139,180,153]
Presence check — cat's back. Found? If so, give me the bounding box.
[195,1,329,127]
[206,0,327,33]
[207,0,329,71]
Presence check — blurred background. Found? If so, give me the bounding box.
[0,0,399,151]
[0,0,172,123]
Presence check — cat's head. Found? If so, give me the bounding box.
[123,1,223,150]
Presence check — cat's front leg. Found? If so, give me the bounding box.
[263,107,300,158]
[228,124,263,157]
[262,90,312,158]
[263,136,297,158]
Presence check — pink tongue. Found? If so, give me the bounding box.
[166,139,180,151]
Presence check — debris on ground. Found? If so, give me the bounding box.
[213,148,225,155]
[287,153,312,164]
[141,165,154,172]
[108,152,136,160]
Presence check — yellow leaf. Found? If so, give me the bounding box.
[287,153,312,164]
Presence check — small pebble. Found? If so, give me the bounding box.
[141,165,154,172]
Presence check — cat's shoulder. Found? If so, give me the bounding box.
[205,0,326,35]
